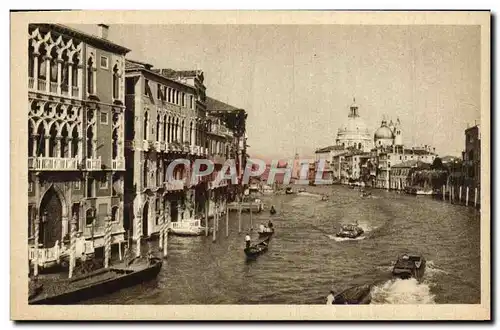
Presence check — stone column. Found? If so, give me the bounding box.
[77,65,83,99]
[67,62,73,96]
[44,136,50,157]
[55,135,62,158]
[33,53,39,90]
[43,56,51,93]
[68,213,77,278]
[68,137,73,159]
[56,59,62,94]
[32,134,38,157]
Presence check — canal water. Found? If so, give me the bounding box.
[84,185,481,305]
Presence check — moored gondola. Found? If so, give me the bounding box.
[29,256,163,305]
[244,237,271,259]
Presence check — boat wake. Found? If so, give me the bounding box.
[297,192,321,197]
[425,260,449,277]
[326,234,366,242]
[370,278,436,304]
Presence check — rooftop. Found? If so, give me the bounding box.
[206,96,243,113]
[315,145,345,153]
[32,23,131,55]
[392,160,431,168]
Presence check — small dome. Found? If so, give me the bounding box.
[374,125,394,140]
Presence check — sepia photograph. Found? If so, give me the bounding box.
[10,10,490,320]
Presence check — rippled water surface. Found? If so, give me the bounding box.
[85,185,481,304]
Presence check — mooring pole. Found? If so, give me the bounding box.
[466,186,470,206]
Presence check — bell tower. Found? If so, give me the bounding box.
[348,97,359,118]
[394,117,403,146]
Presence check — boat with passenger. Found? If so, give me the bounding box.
[392,253,426,281]
[244,237,271,259]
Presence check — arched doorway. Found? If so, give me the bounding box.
[39,187,63,248]
[142,201,149,237]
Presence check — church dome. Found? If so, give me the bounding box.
[374,125,394,140]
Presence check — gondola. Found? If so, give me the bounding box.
[29,256,163,305]
[244,237,271,259]
[258,227,275,238]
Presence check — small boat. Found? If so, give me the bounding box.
[285,187,294,194]
[298,188,306,193]
[270,207,277,215]
[261,185,274,195]
[336,224,364,239]
[169,219,210,236]
[321,194,329,201]
[244,237,271,259]
[392,254,426,281]
[361,191,372,198]
[330,284,373,305]
[29,256,163,305]
[258,227,275,238]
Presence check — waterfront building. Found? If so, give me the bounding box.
[463,124,480,191]
[389,160,429,190]
[124,60,208,240]
[28,24,130,269]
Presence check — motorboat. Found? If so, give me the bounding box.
[169,219,210,236]
[328,284,373,305]
[392,254,426,281]
[336,224,364,239]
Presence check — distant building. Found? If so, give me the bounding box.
[389,160,430,190]
[335,99,373,152]
[463,124,480,190]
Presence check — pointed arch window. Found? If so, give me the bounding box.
[143,112,149,141]
[112,64,119,100]
[156,115,160,141]
[87,57,94,94]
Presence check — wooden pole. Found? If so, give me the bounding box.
[68,213,77,278]
[238,197,242,233]
[118,240,122,261]
[449,185,452,203]
[226,202,229,237]
[33,173,40,276]
[205,190,209,236]
[474,187,478,207]
[442,185,445,201]
[104,214,112,268]
[159,212,164,249]
[249,200,253,231]
[212,202,217,243]
[466,186,470,206]
[459,186,462,202]
[164,207,169,257]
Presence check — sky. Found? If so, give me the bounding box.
[72,24,481,160]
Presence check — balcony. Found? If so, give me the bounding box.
[153,141,161,152]
[72,86,79,98]
[211,154,226,165]
[28,157,79,171]
[165,180,185,191]
[142,140,150,151]
[49,82,58,93]
[37,79,47,92]
[86,157,102,171]
[112,157,125,170]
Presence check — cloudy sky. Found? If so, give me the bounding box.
[73,24,481,160]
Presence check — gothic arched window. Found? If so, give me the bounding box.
[112,64,119,100]
[87,57,94,94]
[143,111,149,141]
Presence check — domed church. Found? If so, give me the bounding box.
[374,117,403,147]
[335,98,373,152]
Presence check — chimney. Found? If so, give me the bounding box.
[98,24,109,39]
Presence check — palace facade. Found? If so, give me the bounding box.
[28,24,130,269]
